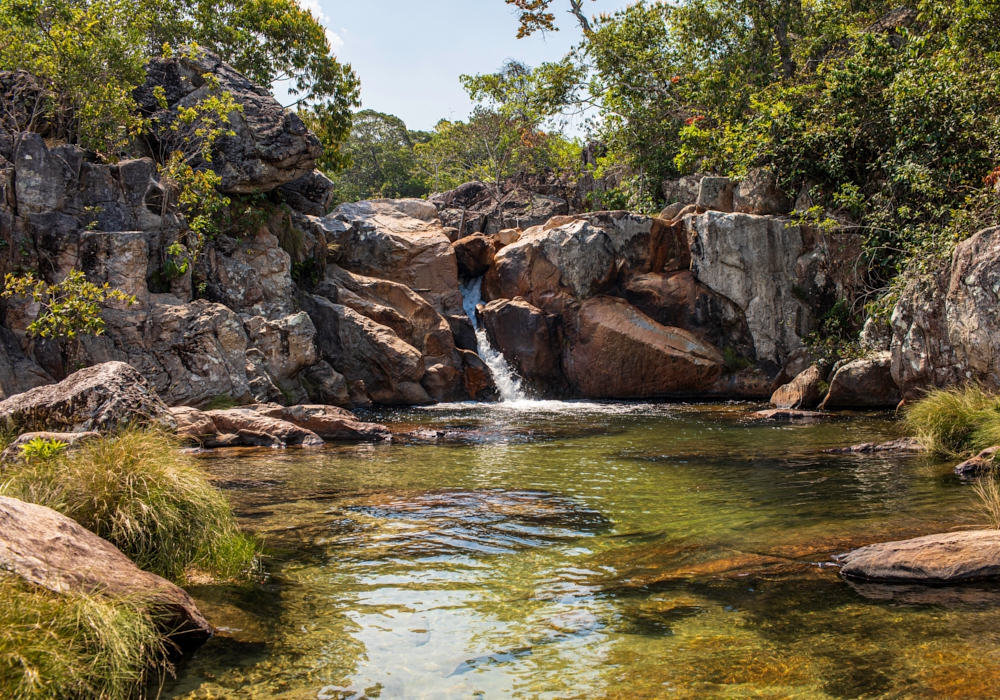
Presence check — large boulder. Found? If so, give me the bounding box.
[480,298,565,396]
[838,530,1000,583]
[820,352,900,409]
[300,294,431,405]
[452,233,495,277]
[733,168,792,215]
[135,48,321,193]
[770,363,826,409]
[892,226,1000,397]
[563,296,725,398]
[324,199,464,316]
[0,361,173,433]
[0,496,212,649]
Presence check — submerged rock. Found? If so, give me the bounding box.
[0,495,213,650]
[0,361,174,433]
[838,530,1000,583]
[754,408,828,421]
[824,437,925,454]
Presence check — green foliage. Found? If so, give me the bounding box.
[802,299,863,365]
[0,427,260,583]
[162,241,190,280]
[18,437,68,464]
[1,270,136,340]
[905,386,1000,457]
[0,0,359,164]
[0,572,166,700]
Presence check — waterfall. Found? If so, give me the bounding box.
[459,277,527,402]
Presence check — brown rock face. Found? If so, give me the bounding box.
[0,361,174,433]
[0,496,213,650]
[820,352,900,409]
[838,530,1000,583]
[563,296,725,398]
[452,234,496,277]
[624,270,754,360]
[480,298,565,395]
[770,364,827,409]
[169,406,218,442]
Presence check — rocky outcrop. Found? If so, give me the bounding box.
[135,48,322,194]
[452,233,495,277]
[479,298,565,396]
[892,227,1000,397]
[820,352,900,409]
[0,361,174,433]
[429,180,569,237]
[563,296,725,398]
[0,495,212,649]
[732,168,792,216]
[838,531,1000,583]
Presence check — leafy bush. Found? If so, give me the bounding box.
[905,386,1000,456]
[0,427,259,583]
[18,437,68,463]
[0,572,166,700]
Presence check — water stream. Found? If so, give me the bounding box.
[459,277,526,402]
[163,403,1000,700]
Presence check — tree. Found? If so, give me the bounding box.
[504,0,595,37]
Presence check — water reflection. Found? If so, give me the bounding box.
[162,403,1000,699]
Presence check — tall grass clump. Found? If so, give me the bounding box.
[1,427,259,582]
[905,386,1000,457]
[0,572,166,700]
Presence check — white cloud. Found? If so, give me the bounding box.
[326,27,344,48]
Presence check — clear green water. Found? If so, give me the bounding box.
[164,402,1000,700]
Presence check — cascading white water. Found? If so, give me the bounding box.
[459,277,527,402]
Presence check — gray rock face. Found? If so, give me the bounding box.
[429,181,570,236]
[278,169,335,217]
[203,229,294,319]
[0,496,212,649]
[892,227,1000,397]
[733,168,792,215]
[838,530,1000,583]
[136,48,322,194]
[0,361,174,433]
[820,352,900,409]
[687,212,809,364]
[696,177,734,212]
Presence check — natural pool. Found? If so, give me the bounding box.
[163,401,1000,699]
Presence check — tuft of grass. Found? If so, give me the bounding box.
[0,427,260,583]
[905,386,1000,457]
[973,473,1000,530]
[205,394,240,411]
[0,572,167,700]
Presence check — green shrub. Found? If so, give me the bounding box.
[0,427,259,583]
[905,386,1000,457]
[0,572,166,700]
[18,437,69,463]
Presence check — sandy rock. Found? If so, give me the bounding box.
[0,431,99,463]
[563,296,725,398]
[249,403,390,441]
[136,48,321,194]
[733,168,792,215]
[169,406,217,442]
[204,408,323,447]
[771,364,827,409]
[0,361,174,433]
[480,298,565,396]
[452,233,495,277]
[696,177,734,212]
[325,199,463,316]
[820,352,900,409]
[954,447,1000,476]
[838,530,1000,583]
[0,496,212,649]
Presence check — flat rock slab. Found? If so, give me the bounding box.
[754,408,829,421]
[204,408,324,448]
[0,495,212,650]
[248,404,391,441]
[825,437,925,454]
[838,530,1000,583]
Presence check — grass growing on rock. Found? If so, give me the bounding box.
[0,572,166,700]
[905,386,1000,457]
[1,427,260,583]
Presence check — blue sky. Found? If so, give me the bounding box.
[301,0,633,131]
